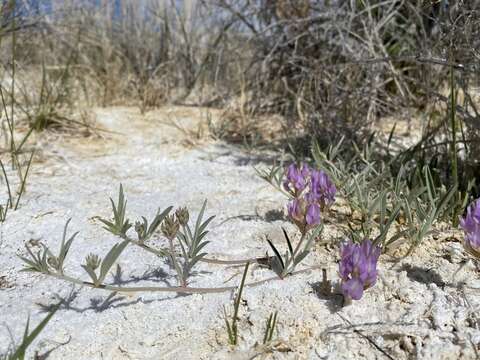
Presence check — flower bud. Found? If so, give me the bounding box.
[161,215,179,240]
[175,207,190,226]
[85,253,101,271]
[135,221,146,241]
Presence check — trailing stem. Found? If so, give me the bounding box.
[27,265,322,295]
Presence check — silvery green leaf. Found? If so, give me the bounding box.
[293,250,310,267]
[282,228,294,258]
[270,257,284,278]
[177,231,188,246]
[304,224,323,252]
[188,253,208,270]
[434,184,457,219]
[147,206,173,237]
[197,215,215,237]
[18,256,41,273]
[194,199,208,237]
[195,231,209,244]
[178,239,189,259]
[57,219,78,274]
[190,241,210,257]
[267,240,284,271]
[81,265,99,286]
[185,225,194,244]
[99,240,129,283]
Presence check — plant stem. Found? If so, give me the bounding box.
[230,262,250,345]
[121,233,264,265]
[449,61,458,189]
[14,150,34,210]
[201,257,259,265]
[167,237,185,287]
[45,265,323,294]
[291,232,306,262]
[10,1,16,169]
[0,159,13,208]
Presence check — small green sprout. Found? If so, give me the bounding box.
[263,311,278,344]
[224,262,250,346]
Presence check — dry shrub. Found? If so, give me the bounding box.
[214,1,479,143]
[43,0,241,113]
[1,0,479,192]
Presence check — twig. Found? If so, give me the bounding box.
[336,313,395,360]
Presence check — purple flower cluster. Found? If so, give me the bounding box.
[283,163,336,233]
[339,239,381,300]
[460,199,480,257]
[309,170,337,208]
[283,163,310,193]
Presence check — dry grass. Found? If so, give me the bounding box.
[0,0,478,192]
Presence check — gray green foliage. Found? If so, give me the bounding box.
[98,184,132,236]
[311,138,461,254]
[267,226,323,278]
[19,219,78,275]
[81,240,130,287]
[164,199,215,286]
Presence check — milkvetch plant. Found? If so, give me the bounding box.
[310,139,457,255]
[265,163,331,278]
[159,201,214,287]
[19,184,321,297]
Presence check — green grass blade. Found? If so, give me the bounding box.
[10,302,60,360]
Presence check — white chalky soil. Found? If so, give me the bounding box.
[0,106,478,359]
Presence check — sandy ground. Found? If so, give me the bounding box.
[1,106,479,359]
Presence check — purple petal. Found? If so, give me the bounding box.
[310,169,336,206]
[339,257,352,280]
[466,227,480,252]
[306,203,320,225]
[461,199,480,234]
[342,278,364,300]
[284,163,309,192]
[287,199,301,219]
[339,238,381,297]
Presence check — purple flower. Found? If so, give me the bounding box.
[306,203,320,226]
[309,170,336,208]
[460,199,480,256]
[283,163,335,233]
[287,199,302,222]
[283,163,310,193]
[339,239,381,300]
[287,196,321,233]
